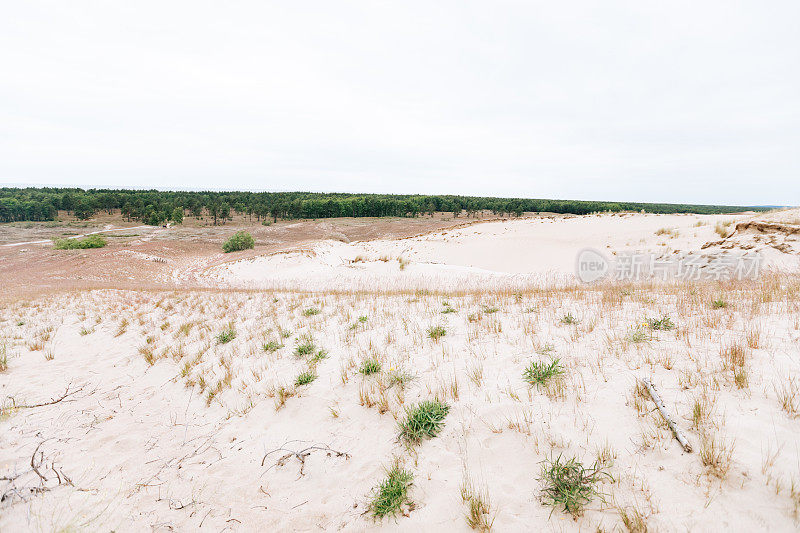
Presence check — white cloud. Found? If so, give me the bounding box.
[1,0,798,205]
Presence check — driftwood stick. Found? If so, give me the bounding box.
[643,378,692,453]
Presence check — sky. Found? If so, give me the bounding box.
[1,1,798,206]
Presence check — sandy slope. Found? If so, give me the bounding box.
[208,212,799,292]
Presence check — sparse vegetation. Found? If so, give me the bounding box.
[714,221,732,238]
[626,326,650,343]
[387,369,415,388]
[699,432,734,479]
[712,297,728,309]
[461,479,495,531]
[775,377,799,418]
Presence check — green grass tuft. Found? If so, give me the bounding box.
[560,312,579,325]
[359,358,382,375]
[263,340,284,352]
[539,454,609,517]
[295,370,317,386]
[398,400,450,443]
[427,325,446,341]
[369,463,414,519]
[217,327,237,344]
[295,339,316,357]
[646,315,675,330]
[311,349,329,362]
[523,358,564,387]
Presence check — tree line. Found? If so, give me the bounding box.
[0,187,768,225]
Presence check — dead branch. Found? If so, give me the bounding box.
[6,382,84,410]
[642,378,692,452]
[1,441,73,505]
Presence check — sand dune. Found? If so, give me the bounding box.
[208,212,798,291]
[3,210,800,531]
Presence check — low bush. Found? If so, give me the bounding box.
[222,231,254,253]
[53,234,107,249]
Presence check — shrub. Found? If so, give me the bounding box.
[399,400,450,443]
[303,307,321,316]
[369,463,414,519]
[222,231,254,253]
[539,455,609,517]
[53,234,107,249]
[712,298,728,309]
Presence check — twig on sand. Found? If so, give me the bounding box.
[1,441,73,505]
[643,378,693,452]
[6,382,84,410]
[261,442,350,477]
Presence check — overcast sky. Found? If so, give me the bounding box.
[1,1,798,205]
